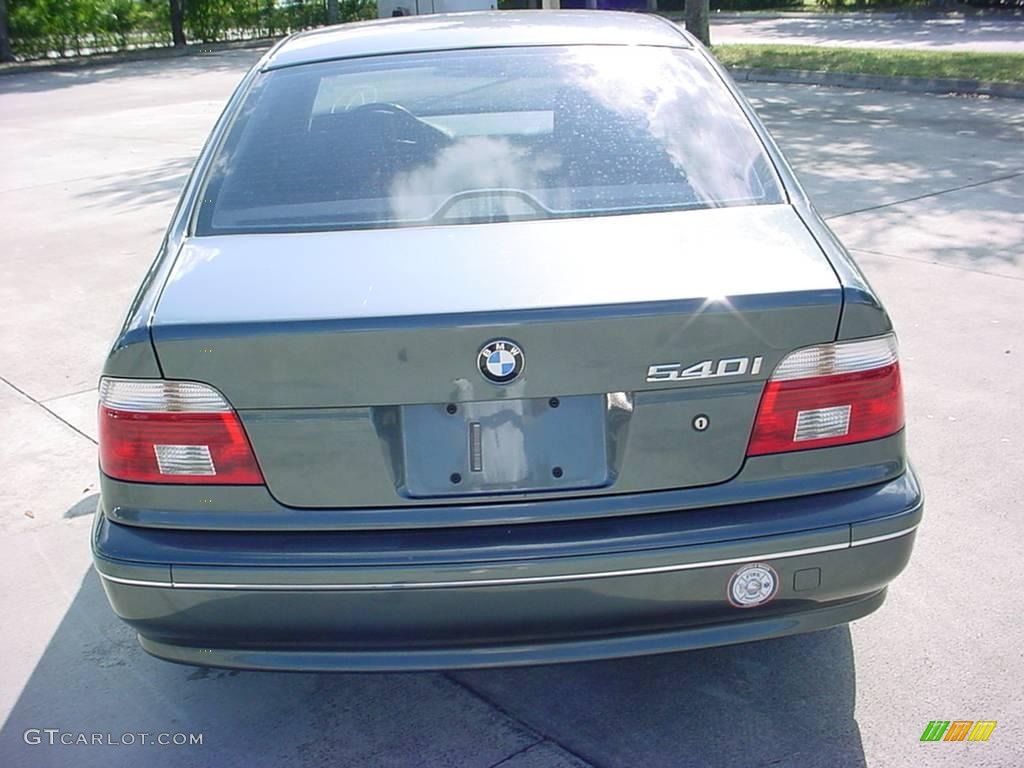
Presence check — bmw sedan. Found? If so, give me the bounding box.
[93,11,922,670]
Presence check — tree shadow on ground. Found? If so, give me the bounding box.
[70,156,196,214]
[0,49,270,97]
[743,83,1024,275]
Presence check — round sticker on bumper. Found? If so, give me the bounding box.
[727,563,779,608]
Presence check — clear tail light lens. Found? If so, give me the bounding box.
[98,378,264,484]
[747,334,903,456]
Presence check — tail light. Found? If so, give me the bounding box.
[747,334,903,456]
[98,378,264,484]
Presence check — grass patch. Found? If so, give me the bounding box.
[713,45,1024,84]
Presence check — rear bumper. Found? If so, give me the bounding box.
[93,468,922,671]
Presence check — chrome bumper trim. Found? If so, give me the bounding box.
[850,524,919,547]
[96,524,918,592]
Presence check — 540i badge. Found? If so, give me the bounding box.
[647,356,765,383]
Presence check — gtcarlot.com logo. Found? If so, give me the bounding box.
[24,729,203,746]
[920,720,997,742]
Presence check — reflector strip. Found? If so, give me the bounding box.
[469,422,483,473]
[154,444,216,476]
[794,405,851,442]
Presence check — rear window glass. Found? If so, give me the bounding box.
[195,46,784,235]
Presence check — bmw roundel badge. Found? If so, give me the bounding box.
[478,340,524,384]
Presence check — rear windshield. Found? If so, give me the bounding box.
[195,45,784,235]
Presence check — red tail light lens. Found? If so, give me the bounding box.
[747,335,904,456]
[98,378,264,484]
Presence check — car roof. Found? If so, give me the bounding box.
[265,10,692,70]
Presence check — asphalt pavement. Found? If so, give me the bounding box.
[1,48,1023,768]
[711,11,1024,52]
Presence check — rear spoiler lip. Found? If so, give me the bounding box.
[147,288,842,341]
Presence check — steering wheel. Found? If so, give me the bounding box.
[344,101,416,119]
[343,101,450,145]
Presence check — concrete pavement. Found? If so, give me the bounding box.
[2,49,1023,767]
[711,11,1024,52]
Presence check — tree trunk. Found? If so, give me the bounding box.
[0,0,14,63]
[327,0,340,25]
[169,0,187,48]
[684,0,710,48]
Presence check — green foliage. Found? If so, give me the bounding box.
[332,0,376,23]
[9,0,175,56]
[664,0,932,8]
[714,44,1024,84]
[105,0,140,47]
[711,0,804,10]
[136,0,172,45]
[657,0,804,10]
[186,0,263,42]
[813,0,928,8]
[7,0,378,60]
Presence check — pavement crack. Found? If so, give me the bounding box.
[443,673,601,768]
[40,385,98,403]
[486,739,547,768]
[0,375,97,445]
[826,169,1024,220]
[849,247,1024,282]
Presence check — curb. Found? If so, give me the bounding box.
[661,9,1023,22]
[0,37,277,77]
[708,10,1017,20]
[728,67,1024,99]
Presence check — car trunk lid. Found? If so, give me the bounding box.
[151,205,842,507]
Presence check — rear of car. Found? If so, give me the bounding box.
[92,12,921,670]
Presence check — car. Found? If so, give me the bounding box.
[92,10,922,671]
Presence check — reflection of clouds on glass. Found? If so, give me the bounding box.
[389,137,558,222]
[563,48,756,205]
[204,46,781,235]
